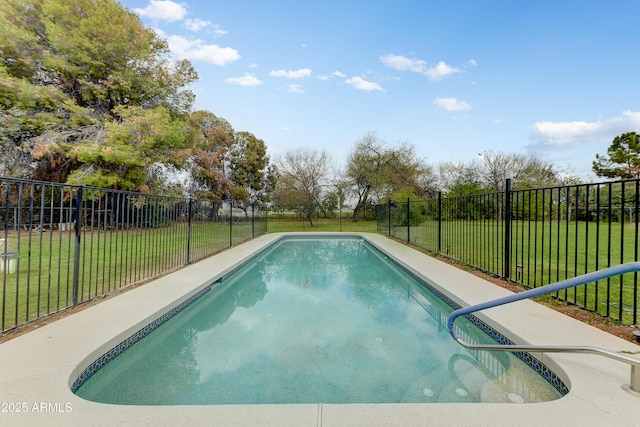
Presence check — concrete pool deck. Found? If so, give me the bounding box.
[1,232,639,426]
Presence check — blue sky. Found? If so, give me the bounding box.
[118,0,640,180]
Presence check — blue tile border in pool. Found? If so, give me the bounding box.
[71,235,570,397]
[71,284,213,393]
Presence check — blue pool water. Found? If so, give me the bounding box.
[75,235,564,404]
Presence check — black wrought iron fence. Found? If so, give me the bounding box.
[377,178,640,326]
[5,174,639,332]
[0,177,266,333]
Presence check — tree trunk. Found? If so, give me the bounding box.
[351,186,370,221]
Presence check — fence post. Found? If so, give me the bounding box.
[504,178,512,280]
[229,199,233,247]
[187,199,192,264]
[437,191,442,254]
[387,200,391,236]
[72,185,83,307]
[407,198,411,242]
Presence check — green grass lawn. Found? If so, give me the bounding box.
[265,217,378,233]
[1,221,236,331]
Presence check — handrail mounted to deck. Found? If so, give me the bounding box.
[446,262,640,395]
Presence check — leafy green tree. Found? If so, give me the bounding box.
[228,131,274,215]
[344,132,429,220]
[64,106,187,190]
[0,0,197,187]
[593,132,640,179]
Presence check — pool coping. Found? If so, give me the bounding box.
[1,232,639,426]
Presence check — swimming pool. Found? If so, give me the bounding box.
[74,235,564,404]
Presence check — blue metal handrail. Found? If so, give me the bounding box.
[446,262,640,395]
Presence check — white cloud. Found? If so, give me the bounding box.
[184,18,211,32]
[425,61,461,80]
[165,34,240,65]
[433,97,472,111]
[134,0,186,22]
[467,59,478,66]
[270,68,312,79]
[345,76,383,92]
[380,54,426,72]
[183,20,229,36]
[225,73,263,86]
[210,25,229,37]
[319,70,346,80]
[529,111,640,150]
[380,54,462,81]
[287,84,304,94]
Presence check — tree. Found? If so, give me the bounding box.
[436,161,484,196]
[273,149,333,225]
[593,132,640,179]
[185,111,235,200]
[229,131,274,215]
[0,0,197,186]
[344,132,429,220]
[63,106,187,191]
[477,150,558,191]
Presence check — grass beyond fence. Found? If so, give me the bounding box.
[266,217,377,233]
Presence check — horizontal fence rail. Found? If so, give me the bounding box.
[0,177,267,333]
[377,178,640,326]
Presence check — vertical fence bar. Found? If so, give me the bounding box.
[437,192,442,254]
[187,199,193,264]
[619,182,626,322]
[606,183,613,317]
[406,198,410,243]
[72,186,83,307]
[503,179,512,280]
[1,182,9,331]
[387,200,391,236]
[634,180,639,325]
[595,184,601,311]
[584,184,590,307]
[229,200,233,247]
